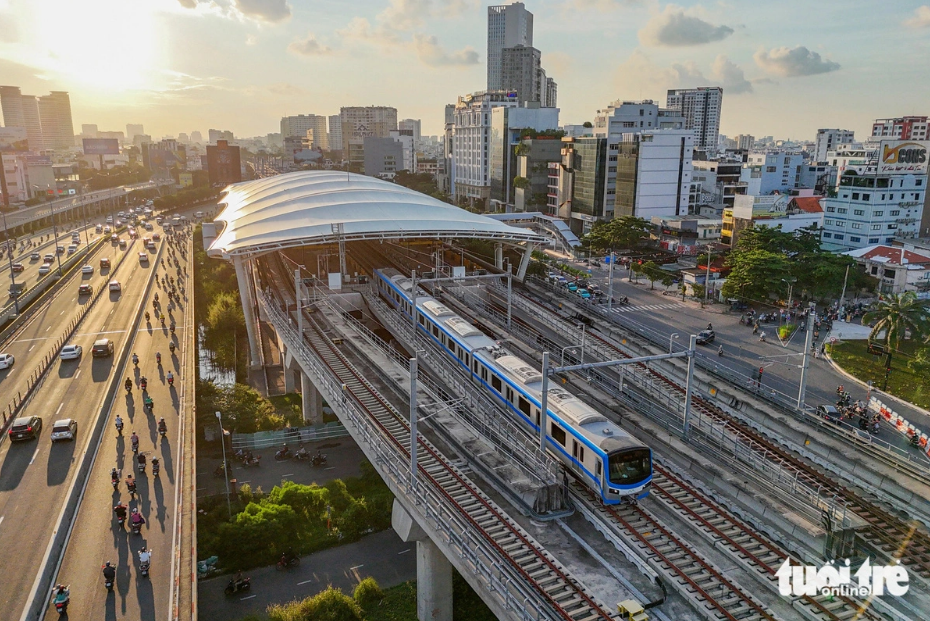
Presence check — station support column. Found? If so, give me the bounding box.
[392,500,452,621]
[494,243,503,270]
[516,243,535,281]
[301,372,323,425]
[233,255,261,368]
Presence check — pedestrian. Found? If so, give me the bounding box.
[820,343,826,356]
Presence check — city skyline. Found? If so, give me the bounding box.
[0,0,928,140]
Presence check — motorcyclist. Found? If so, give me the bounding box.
[130,508,145,527]
[154,292,159,302]
[132,353,139,366]
[166,370,174,384]
[138,547,151,565]
[130,431,139,451]
[140,376,148,391]
[152,457,160,475]
[102,561,116,583]
[169,342,176,354]
[145,311,150,321]
[156,352,161,365]
[114,503,128,522]
[717,345,724,356]
[111,467,120,484]
[158,418,167,435]
[137,452,147,469]
[115,415,124,433]
[126,474,136,493]
[707,323,713,331]
[279,443,289,457]
[125,377,133,392]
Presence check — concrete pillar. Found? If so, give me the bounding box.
[301,372,323,424]
[232,255,261,368]
[283,353,297,394]
[494,243,503,270]
[392,500,452,621]
[516,243,534,281]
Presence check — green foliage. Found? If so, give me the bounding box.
[526,260,548,278]
[908,347,930,376]
[197,380,284,433]
[203,291,244,370]
[691,283,706,299]
[512,175,530,189]
[200,466,394,571]
[582,216,653,253]
[392,171,447,201]
[582,121,593,128]
[862,292,930,350]
[354,577,385,608]
[640,261,665,290]
[518,128,565,140]
[362,581,417,621]
[778,323,797,340]
[831,339,930,409]
[268,393,314,427]
[721,249,790,303]
[267,587,363,621]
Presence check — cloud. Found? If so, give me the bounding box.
[380,0,432,30]
[904,5,930,28]
[639,5,733,47]
[267,83,307,96]
[245,34,257,46]
[754,46,840,77]
[412,34,479,66]
[712,54,751,94]
[337,17,401,47]
[569,0,642,9]
[176,0,198,8]
[288,32,332,56]
[233,0,290,23]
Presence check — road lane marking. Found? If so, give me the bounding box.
[45,326,50,331]
[30,447,39,465]
[398,548,411,555]
[297,579,314,585]
[56,402,64,415]
[240,595,256,600]
[324,467,335,471]
[59,310,64,315]
[74,329,126,337]
[0,516,4,528]
[13,337,49,344]
[74,369,81,380]
[28,345,34,352]
[350,564,364,570]
[281,473,294,477]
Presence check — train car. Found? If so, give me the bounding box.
[375,268,651,504]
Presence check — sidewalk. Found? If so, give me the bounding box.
[197,529,416,618]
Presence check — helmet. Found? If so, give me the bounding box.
[105,561,112,567]
[132,508,139,514]
[159,418,165,423]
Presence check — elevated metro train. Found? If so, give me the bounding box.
[375,268,652,504]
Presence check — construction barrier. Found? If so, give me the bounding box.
[869,396,930,458]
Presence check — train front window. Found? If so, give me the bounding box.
[608,449,650,486]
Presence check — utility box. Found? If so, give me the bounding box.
[617,600,647,621]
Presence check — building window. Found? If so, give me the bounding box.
[869,238,879,243]
[874,211,883,216]
[890,210,900,216]
[854,209,864,216]
[871,224,881,230]
[766,166,777,172]
[851,223,862,229]
[837,208,847,214]
[826,206,835,212]
[852,193,859,200]
[887,224,898,229]
[862,193,870,200]
[917,179,923,186]
[822,232,832,238]
[824,219,833,226]
[850,236,861,243]
[834,234,844,240]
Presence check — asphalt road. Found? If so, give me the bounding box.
[0,238,121,406]
[547,259,928,456]
[0,236,159,617]
[46,228,193,620]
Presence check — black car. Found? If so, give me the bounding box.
[8,416,42,441]
[696,330,716,345]
[92,338,114,357]
[78,284,93,296]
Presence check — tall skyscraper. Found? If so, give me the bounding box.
[126,123,144,142]
[665,86,723,154]
[487,2,533,91]
[814,129,854,163]
[500,45,541,105]
[38,91,74,149]
[280,114,328,149]
[82,124,98,138]
[0,86,45,150]
[398,119,422,144]
[190,131,203,144]
[339,106,397,160]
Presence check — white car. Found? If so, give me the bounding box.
[50,419,77,442]
[38,264,51,275]
[108,280,121,292]
[103,225,112,233]
[0,353,13,370]
[60,345,83,360]
[81,265,93,274]
[138,252,149,263]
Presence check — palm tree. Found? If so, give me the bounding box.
[863,292,930,351]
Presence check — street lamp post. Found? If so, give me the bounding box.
[215,411,232,518]
[34,184,63,277]
[607,251,615,313]
[669,332,679,353]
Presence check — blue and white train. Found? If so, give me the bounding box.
[375,268,651,504]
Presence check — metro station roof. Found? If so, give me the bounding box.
[207,171,545,258]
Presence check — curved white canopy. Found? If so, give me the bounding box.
[207,171,544,258]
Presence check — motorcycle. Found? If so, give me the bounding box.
[152,459,161,477]
[311,453,328,467]
[214,463,226,478]
[242,455,261,467]
[144,396,154,413]
[140,379,148,391]
[167,374,174,386]
[127,481,137,498]
[139,551,151,577]
[52,585,70,614]
[274,448,291,461]
[115,419,124,434]
[224,577,251,595]
[111,477,119,491]
[294,448,310,462]
[103,567,115,591]
[911,433,921,447]
[137,454,146,473]
[169,343,176,354]
[132,354,139,367]
[131,520,143,535]
[276,553,300,571]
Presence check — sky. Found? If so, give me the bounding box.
[0,0,929,142]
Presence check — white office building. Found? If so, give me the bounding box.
[328,114,342,154]
[389,129,417,172]
[281,114,328,149]
[740,151,804,195]
[814,129,855,163]
[613,129,694,220]
[451,90,520,205]
[592,100,686,137]
[487,2,533,91]
[666,86,722,154]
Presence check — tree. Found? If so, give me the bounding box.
[203,292,244,370]
[721,249,791,303]
[583,216,653,253]
[863,292,930,351]
[513,176,530,189]
[222,384,283,433]
[640,261,664,290]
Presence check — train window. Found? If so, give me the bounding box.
[492,375,502,393]
[535,410,540,426]
[551,425,566,446]
[481,367,488,382]
[579,445,585,463]
[473,359,478,374]
[433,325,439,338]
[506,387,513,402]
[596,461,602,477]
[572,440,578,460]
[465,354,470,367]
[518,397,531,417]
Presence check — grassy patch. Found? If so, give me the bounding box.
[829,339,930,409]
[362,581,417,621]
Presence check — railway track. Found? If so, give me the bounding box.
[264,255,616,621]
[492,280,930,585]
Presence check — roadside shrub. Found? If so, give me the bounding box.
[337,499,370,541]
[353,577,384,607]
[298,587,363,621]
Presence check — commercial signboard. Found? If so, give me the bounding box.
[879,140,929,175]
[82,138,120,155]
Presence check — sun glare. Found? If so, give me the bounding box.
[30,0,161,92]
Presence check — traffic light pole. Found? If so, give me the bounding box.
[797,302,816,409]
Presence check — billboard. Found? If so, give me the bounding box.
[82,138,120,155]
[879,140,929,175]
